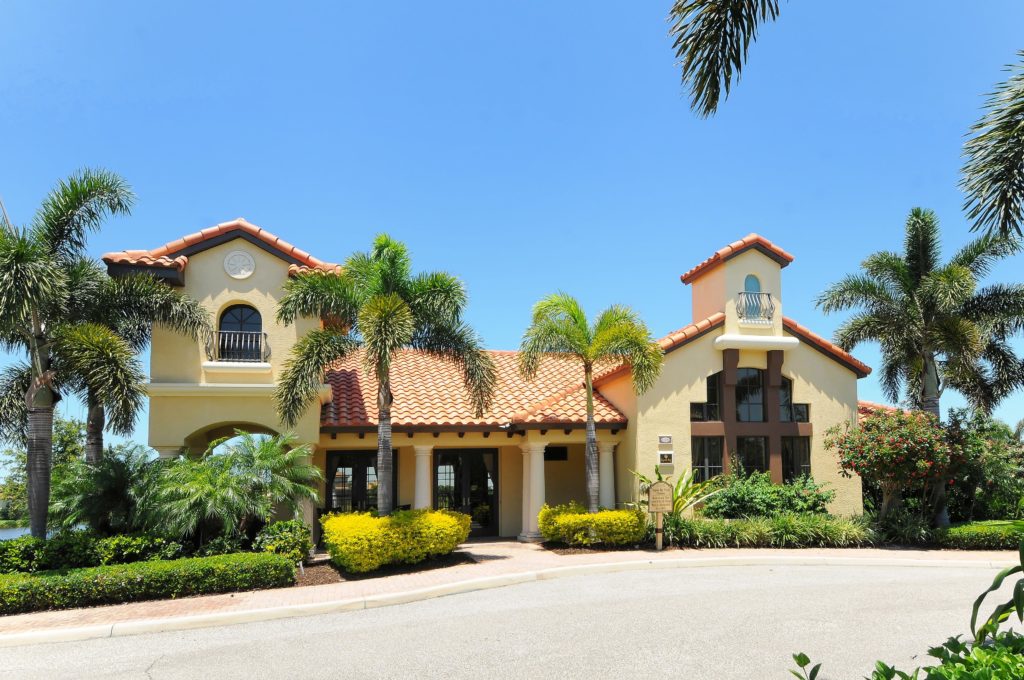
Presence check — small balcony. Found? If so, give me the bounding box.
[205,330,270,363]
[737,292,775,323]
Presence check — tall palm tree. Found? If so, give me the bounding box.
[275,234,496,515]
[518,293,664,513]
[73,264,209,463]
[0,169,145,538]
[817,208,1024,525]
[669,3,1024,238]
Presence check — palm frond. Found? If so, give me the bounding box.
[0,228,68,336]
[94,273,210,350]
[407,271,467,328]
[358,293,415,381]
[903,208,942,285]
[919,265,976,314]
[51,322,146,435]
[962,51,1024,239]
[30,168,134,261]
[950,233,1021,279]
[518,293,591,379]
[277,270,358,329]
[0,362,32,445]
[590,306,664,394]
[669,0,781,117]
[275,329,360,427]
[816,274,899,315]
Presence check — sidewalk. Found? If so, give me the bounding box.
[0,541,1016,646]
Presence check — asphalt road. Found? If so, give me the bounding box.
[0,565,1016,680]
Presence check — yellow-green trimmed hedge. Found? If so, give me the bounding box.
[936,521,1024,550]
[538,503,647,547]
[0,552,295,615]
[321,510,471,574]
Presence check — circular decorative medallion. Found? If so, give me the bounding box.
[224,250,256,279]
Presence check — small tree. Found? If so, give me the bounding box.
[825,409,952,519]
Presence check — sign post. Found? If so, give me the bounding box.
[648,480,673,551]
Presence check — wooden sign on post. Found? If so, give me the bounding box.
[648,480,673,551]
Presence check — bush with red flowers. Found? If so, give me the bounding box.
[825,409,951,518]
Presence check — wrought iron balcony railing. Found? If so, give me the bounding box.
[737,292,775,322]
[206,331,270,363]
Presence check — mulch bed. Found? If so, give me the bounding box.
[294,552,476,586]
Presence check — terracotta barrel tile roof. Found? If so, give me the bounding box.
[322,349,627,429]
[782,317,872,378]
[680,233,794,284]
[102,218,340,275]
[659,312,727,351]
[857,400,901,421]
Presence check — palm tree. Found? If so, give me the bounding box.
[519,293,664,513]
[49,443,163,535]
[159,432,322,545]
[275,234,497,515]
[73,264,209,463]
[817,208,1024,525]
[669,4,1024,238]
[0,169,145,538]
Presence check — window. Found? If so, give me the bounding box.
[782,437,811,482]
[544,446,568,462]
[735,368,765,422]
[691,437,723,482]
[779,377,810,422]
[690,373,722,421]
[217,304,263,362]
[744,274,761,294]
[736,436,769,473]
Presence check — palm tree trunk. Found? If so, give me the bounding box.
[584,365,599,514]
[85,394,104,465]
[921,353,950,528]
[26,405,53,539]
[376,379,394,516]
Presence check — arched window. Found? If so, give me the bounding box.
[217,304,263,361]
[744,274,761,294]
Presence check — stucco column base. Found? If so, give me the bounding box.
[517,531,544,543]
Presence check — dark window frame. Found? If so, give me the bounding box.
[691,437,724,482]
[735,368,765,423]
[736,436,769,474]
[782,437,812,482]
[690,372,722,422]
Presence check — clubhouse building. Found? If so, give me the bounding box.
[103,220,870,539]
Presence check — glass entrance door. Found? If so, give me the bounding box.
[326,452,379,513]
[434,449,498,537]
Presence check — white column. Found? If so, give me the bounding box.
[518,446,532,541]
[523,441,548,540]
[413,445,433,510]
[598,442,616,509]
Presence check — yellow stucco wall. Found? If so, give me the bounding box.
[722,249,784,336]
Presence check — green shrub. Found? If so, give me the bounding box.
[192,535,245,558]
[320,510,470,574]
[665,514,875,549]
[254,520,313,565]
[873,509,935,546]
[0,532,184,574]
[537,503,645,547]
[936,520,1024,550]
[94,534,183,565]
[701,472,835,519]
[0,553,295,615]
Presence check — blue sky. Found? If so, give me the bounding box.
[2,1,1023,442]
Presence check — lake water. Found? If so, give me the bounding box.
[0,527,29,540]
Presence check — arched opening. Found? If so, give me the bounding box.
[740,274,772,321]
[217,304,264,362]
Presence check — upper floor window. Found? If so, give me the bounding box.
[690,372,722,421]
[744,274,761,294]
[736,368,765,422]
[215,304,265,362]
[779,377,810,422]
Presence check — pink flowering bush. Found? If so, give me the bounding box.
[825,410,952,518]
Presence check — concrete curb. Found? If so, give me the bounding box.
[0,554,1014,647]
